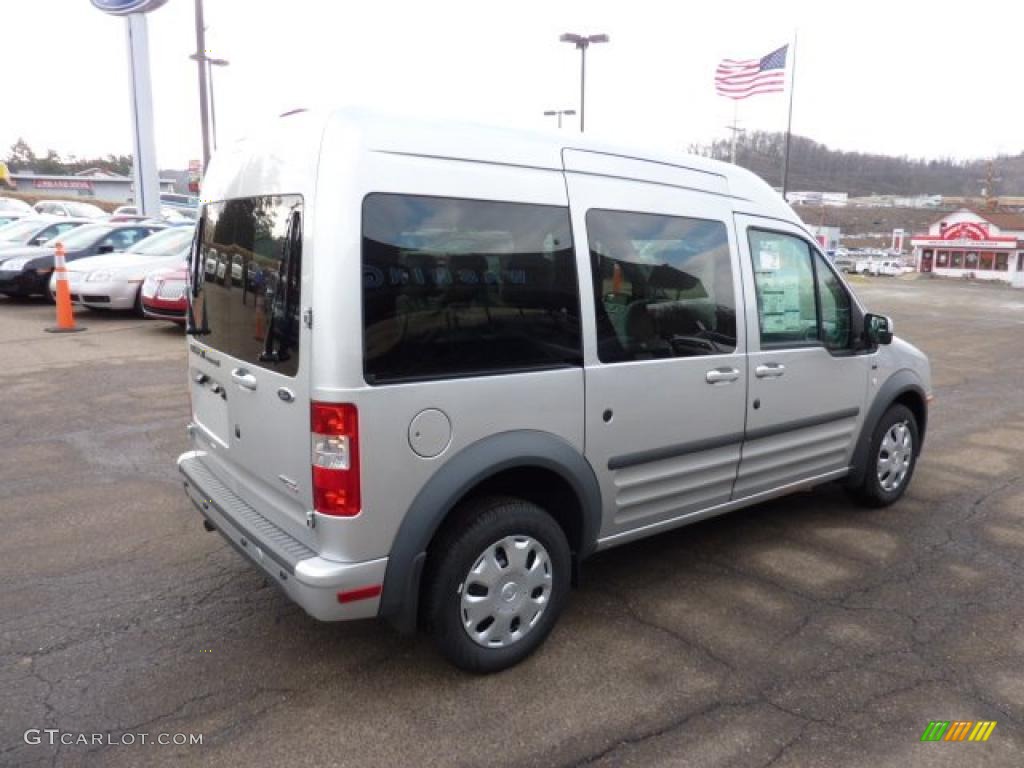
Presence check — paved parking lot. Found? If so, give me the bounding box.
[2,277,1023,768]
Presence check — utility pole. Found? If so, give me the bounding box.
[978,161,1002,209]
[726,101,744,164]
[193,0,212,171]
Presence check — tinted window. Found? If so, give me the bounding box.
[749,229,853,350]
[193,195,303,377]
[587,209,736,362]
[362,194,581,383]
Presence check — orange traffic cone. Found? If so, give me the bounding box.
[45,242,85,334]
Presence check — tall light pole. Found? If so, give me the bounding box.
[559,33,609,133]
[192,0,212,171]
[207,58,229,150]
[191,53,229,150]
[543,109,576,129]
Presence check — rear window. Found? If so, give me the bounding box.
[362,193,581,384]
[193,195,303,376]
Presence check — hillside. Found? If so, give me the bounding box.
[691,132,1024,197]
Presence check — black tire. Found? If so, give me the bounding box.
[423,496,570,674]
[849,404,920,508]
[133,288,145,317]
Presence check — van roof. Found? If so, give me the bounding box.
[207,107,794,221]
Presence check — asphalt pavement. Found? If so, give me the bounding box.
[2,277,1023,767]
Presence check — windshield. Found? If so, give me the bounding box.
[0,198,31,212]
[65,202,105,218]
[55,224,113,249]
[0,219,46,241]
[129,226,194,256]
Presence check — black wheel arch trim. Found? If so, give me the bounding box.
[378,429,602,633]
[846,370,928,488]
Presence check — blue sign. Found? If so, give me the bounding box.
[90,0,168,15]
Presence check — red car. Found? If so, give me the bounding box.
[140,263,187,324]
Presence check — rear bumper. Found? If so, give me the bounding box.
[177,451,387,621]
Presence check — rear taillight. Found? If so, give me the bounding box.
[311,402,360,517]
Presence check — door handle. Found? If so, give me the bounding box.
[705,367,740,384]
[755,363,786,378]
[231,367,257,390]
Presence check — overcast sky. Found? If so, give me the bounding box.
[4,0,1023,170]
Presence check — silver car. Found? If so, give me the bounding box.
[178,109,932,673]
[48,226,194,313]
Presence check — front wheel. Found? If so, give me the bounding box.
[850,404,919,507]
[423,496,570,673]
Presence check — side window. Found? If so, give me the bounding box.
[748,229,853,351]
[587,209,737,362]
[97,233,120,250]
[814,251,852,350]
[362,194,581,384]
[36,224,63,243]
[749,230,818,345]
[121,228,149,247]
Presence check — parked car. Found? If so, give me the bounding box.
[47,225,194,313]
[177,109,932,673]
[112,205,193,223]
[0,210,30,227]
[160,193,199,219]
[0,221,165,297]
[141,262,188,323]
[855,258,882,274]
[33,200,107,218]
[0,196,33,213]
[0,216,90,252]
[859,260,910,277]
[832,255,857,273]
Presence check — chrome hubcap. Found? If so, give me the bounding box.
[459,535,552,649]
[877,420,913,492]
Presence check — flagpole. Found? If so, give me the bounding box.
[781,30,798,199]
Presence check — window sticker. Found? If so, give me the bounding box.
[759,250,781,272]
[760,279,801,333]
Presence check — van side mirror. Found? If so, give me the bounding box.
[865,313,894,345]
[97,245,115,255]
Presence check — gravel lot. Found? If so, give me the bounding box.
[2,276,1023,767]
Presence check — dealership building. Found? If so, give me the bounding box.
[7,170,176,204]
[912,209,1024,287]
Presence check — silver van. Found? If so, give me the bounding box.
[178,109,931,673]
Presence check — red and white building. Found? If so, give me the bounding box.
[912,209,1024,287]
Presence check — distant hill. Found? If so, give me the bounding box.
[690,132,1024,197]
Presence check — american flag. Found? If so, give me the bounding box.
[715,45,788,100]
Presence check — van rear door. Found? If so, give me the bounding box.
[187,194,313,544]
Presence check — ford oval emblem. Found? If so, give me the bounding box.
[90,0,169,15]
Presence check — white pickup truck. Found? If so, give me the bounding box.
[857,259,911,277]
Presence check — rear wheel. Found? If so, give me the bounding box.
[423,496,570,673]
[850,404,919,507]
